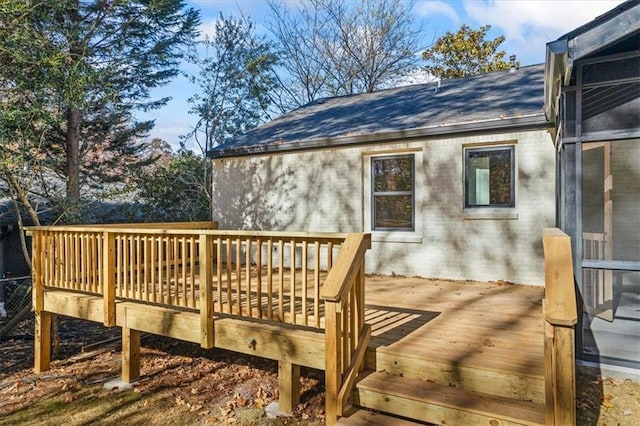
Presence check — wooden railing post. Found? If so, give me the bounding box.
[543,228,577,426]
[32,230,51,373]
[199,234,214,348]
[324,301,340,426]
[321,233,371,425]
[103,231,116,327]
[32,230,44,313]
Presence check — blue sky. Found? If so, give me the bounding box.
[142,0,625,151]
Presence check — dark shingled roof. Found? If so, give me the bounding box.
[209,63,548,159]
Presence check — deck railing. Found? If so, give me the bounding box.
[30,222,371,423]
[321,233,372,425]
[31,223,350,328]
[542,228,578,426]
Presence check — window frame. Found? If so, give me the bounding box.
[464,145,516,209]
[371,154,415,232]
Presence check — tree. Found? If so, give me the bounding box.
[0,0,199,224]
[267,0,423,111]
[129,149,211,222]
[422,24,514,79]
[185,14,278,153]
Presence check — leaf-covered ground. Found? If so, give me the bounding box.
[1,316,639,425]
[1,316,324,425]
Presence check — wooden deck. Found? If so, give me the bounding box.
[363,275,545,401]
[29,225,578,425]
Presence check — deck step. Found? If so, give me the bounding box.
[353,371,545,426]
[337,409,427,425]
[366,349,545,404]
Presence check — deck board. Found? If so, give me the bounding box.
[363,275,545,382]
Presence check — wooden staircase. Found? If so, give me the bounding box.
[336,334,547,426]
[350,371,544,425]
[337,276,548,425]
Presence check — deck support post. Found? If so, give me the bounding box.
[122,327,140,383]
[34,311,51,373]
[278,360,300,413]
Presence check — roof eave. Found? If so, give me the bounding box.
[543,1,640,125]
[208,114,550,159]
[544,39,570,124]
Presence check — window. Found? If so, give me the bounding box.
[372,155,414,230]
[465,146,514,208]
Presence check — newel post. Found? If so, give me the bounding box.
[103,231,116,327]
[543,228,577,426]
[32,230,51,373]
[324,300,340,426]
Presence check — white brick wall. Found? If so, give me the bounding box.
[212,128,555,285]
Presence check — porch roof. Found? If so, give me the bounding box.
[208,64,549,159]
[543,0,640,122]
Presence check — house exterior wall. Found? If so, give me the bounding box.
[212,128,555,285]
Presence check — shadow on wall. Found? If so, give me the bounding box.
[211,156,293,230]
[367,135,554,283]
[212,151,362,233]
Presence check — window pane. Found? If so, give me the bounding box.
[466,148,513,207]
[373,157,413,192]
[374,195,412,229]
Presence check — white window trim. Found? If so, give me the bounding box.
[363,149,423,244]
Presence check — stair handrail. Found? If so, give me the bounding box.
[321,233,371,426]
[542,228,577,426]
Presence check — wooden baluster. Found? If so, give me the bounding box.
[150,236,157,304]
[189,236,196,309]
[278,239,284,321]
[302,241,308,326]
[290,240,296,325]
[267,239,273,320]
[256,238,262,318]
[236,238,242,317]
[226,237,232,314]
[135,235,142,301]
[314,241,320,328]
[173,236,179,306]
[216,237,223,312]
[245,238,252,317]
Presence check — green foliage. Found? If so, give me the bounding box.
[129,150,210,222]
[186,14,278,152]
[0,0,199,224]
[422,24,514,79]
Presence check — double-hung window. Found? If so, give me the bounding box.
[372,155,414,230]
[465,146,515,208]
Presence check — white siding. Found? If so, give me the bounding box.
[212,129,555,285]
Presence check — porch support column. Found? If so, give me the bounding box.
[34,311,51,373]
[278,360,300,413]
[122,327,140,383]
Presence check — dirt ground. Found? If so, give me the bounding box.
[1,315,639,425]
